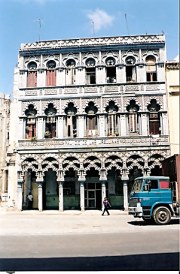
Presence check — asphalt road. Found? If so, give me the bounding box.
[0,210,179,271]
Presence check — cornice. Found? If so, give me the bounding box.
[20,34,165,52]
[166,62,180,70]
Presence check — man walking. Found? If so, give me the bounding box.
[102,197,111,216]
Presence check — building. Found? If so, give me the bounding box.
[0,93,10,205]
[7,34,170,211]
[165,59,180,155]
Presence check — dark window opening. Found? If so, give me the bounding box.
[126,66,136,82]
[147,72,157,82]
[106,67,116,83]
[86,67,96,84]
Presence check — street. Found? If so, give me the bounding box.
[0,210,179,271]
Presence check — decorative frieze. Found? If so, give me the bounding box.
[21,35,165,51]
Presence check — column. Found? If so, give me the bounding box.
[17,180,23,211]
[37,181,43,211]
[58,181,64,211]
[37,117,44,139]
[79,181,85,211]
[78,116,85,138]
[57,116,64,138]
[123,181,128,211]
[101,181,106,209]
[141,114,148,136]
[120,115,127,136]
[99,115,106,137]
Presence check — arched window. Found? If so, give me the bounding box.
[46,60,56,86]
[146,55,157,82]
[125,56,136,82]
[106,57,116,83]
[25,105,37,139]
[64,102,77,138]
[27,61,37,87]
[66,59,76,85]
[85,58,96,84]
[85,102,98,137]
[127,100,139,134]
[148,99,160,135]
[44,103,57,138]
[106,101,118,136]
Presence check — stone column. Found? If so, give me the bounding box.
[37,181,43,211]
[17,179,23,211]
[79,181,85,211]
[57,116,64,138]
[37,117,44,139]
[58,181,64,212]
[123,181,128,210]
[101,181,106,209]
[121,171,129,211]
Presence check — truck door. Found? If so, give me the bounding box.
[142,179,160,207]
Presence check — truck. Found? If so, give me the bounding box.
[128,154,180,225]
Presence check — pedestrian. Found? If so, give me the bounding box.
[102,197,111,216]
[27,192,33,209]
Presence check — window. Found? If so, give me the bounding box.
[148,99,160,135]
[86,58,96,84]
[85,102,98,137]
[106,57,116,83]
[159,180,170,189]
[64,103,77,138]
[148,180,158,189]
[106,101,118,136]
[125,56,136,82]
[46,60,56,86]
[66,59,76,85]
[44,103,57,138]
[25,105,37,139]
[146,55,157,82]
[127,100,139,134]
[27,62,37,87]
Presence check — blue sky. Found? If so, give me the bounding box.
[0,0,179,95]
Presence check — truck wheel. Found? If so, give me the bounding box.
[153,206,171,225]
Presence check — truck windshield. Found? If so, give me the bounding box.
[131,179,143,193]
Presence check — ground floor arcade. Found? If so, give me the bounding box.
[12,150,167,212]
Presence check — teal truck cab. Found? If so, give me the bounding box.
[128,175,180,225]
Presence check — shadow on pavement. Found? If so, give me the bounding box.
[0,252,179,271]
[128,219,180,226]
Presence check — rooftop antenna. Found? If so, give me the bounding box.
[125,13,130,36]
[91,20,95,36]
[35,18,42,41]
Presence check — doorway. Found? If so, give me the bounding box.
[85,182,102,209]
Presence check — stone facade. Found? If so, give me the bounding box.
[165,60,180,155]
[0,93,10,204]
[7,34,170,211]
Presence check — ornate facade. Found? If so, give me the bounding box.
[0,93,10,205]
[165,60,180,155]
[8,34,170,211]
